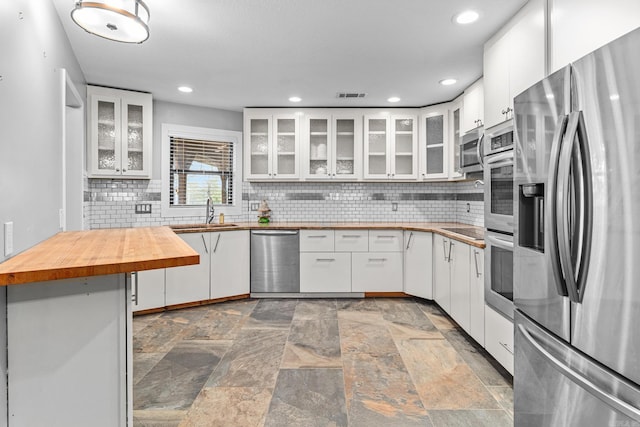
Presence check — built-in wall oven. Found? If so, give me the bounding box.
[458,127,484,174]
[483,120,515,319]
[484,121,515,234]
[484,230,514,319]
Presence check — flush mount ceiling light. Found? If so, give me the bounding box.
[178,86,193,93]
[387,97,401,103]
[439,78,457,86]
[71,0,150,44]
[453,10,479,25]
[289,96,302,102]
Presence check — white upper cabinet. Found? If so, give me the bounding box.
[364,113,418,180]
[419,105,449,180]
[483,0,545,129]
[87,85,152,178]
[550,0,640,71]
[462,78,484,134]
[302,113,362,180]
[244,111,300,180]
[449,96,464,180]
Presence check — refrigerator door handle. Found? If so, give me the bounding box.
[547,114,569,297]
[557,111,593,303]
[518,323,640,422]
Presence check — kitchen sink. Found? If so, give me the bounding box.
[170,223,238,231]
[441,227,484,240]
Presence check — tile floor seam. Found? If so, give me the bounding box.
[336,299,352,427]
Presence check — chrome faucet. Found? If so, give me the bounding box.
[474,179,485,188]
[206,197,215,224]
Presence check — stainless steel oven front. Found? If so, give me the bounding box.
[484,149,514,234]
[485,230,514,320]
[458,127,484,174]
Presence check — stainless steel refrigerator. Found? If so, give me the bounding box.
[513,27,640,425]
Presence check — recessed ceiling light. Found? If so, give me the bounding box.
[439,78,457,86]
[610,94,620,101]
[178,86,193,93]
[289,96,302,102]
[387,97,401,103]
[454,10,479,25]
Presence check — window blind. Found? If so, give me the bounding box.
[169,137,234,206]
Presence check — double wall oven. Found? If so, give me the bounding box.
[483,120,515,319]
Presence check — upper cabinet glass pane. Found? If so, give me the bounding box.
[97,100,116,170]
[426,115,444,146]
[127,104,143,171]
[309,118,328,176]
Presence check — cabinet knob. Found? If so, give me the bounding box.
[123,169,127,172]
[115,168,120,172]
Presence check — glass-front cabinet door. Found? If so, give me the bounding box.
[87,85,152,178]
[302,114,361,180]
[364,115,390,179]
[449,97,464,180]
[273,115,299,178]
[244,112,299,180]
[391,115,418,179]
[247,116,272,178]
[419,106,449,180]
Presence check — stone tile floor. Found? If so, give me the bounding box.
[133,298,513,427]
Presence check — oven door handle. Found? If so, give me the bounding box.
[485,235,514,250]
[484,150,513,167]
[477,133,485,169]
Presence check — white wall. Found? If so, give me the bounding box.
[0,0,85,262]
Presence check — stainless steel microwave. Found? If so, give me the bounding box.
[458,127,484,174]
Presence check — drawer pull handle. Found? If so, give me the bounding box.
[499,341,514,355]
[308,235,327,238]
[341,235,361,238]
[368,258,387,262]
[376,236,396,239]
[316,258,335,262]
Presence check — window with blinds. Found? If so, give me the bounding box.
[169,137,234,206]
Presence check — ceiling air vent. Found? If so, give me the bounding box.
[336,92,367,98]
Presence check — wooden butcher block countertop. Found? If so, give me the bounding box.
[0,226,199,286]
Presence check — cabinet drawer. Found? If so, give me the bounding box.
[300,253,351,293]
[484,305,514,375]
[351,252,403,292]
[300,230,334,252]
[368,230,403,252]
[335,230,368,252]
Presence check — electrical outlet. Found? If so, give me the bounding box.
[250,203,259,211]
[392,203,398,211]
[4,222,14,256]
[59,208,65,229]
[466,203,471,213]
[135,204,152,214]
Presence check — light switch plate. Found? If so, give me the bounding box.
[4,222,14,256]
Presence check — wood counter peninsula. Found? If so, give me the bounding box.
[0,227,198,427]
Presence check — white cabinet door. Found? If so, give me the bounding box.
[272,114,300,179]
[245,115,273,179]
[390,115,418,179]
[462,79,485,134]
[333,115,362,180]
[485,305,514,375]
[352,252,403,292]
[334,230,368,252]
[469,248,485,346]
[369,230,403,252]
[403,231,433,299]
[550,0,640,72]
[483,34,511,129]
[87,85,152,179]
[449,96,464,179]
[419,105,449,180]
[364,114,391,179]
[433,234,451,312]
[300,230,335,252]
[165,232,210,305]
[304,115,331,179]
[133,269,165,312]
[210,230,250,300]
[449,240,471,332]
[300,252,351,292]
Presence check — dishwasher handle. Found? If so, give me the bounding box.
[251,230,299,236]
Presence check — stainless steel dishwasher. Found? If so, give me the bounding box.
[250,230,300,293]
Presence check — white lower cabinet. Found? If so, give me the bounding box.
[300,252,351,292]
[352,252,403,292]
[335,230,368,252]
[132,269,166,312]
[165,232,210,306]
[485,304,514,375]
[469,248,485,346]
[403,231,433,299]
[210,230,250,299]
[449,240,471,332]
[433,234,452,312]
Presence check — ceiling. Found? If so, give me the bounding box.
[52,0,528,112]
